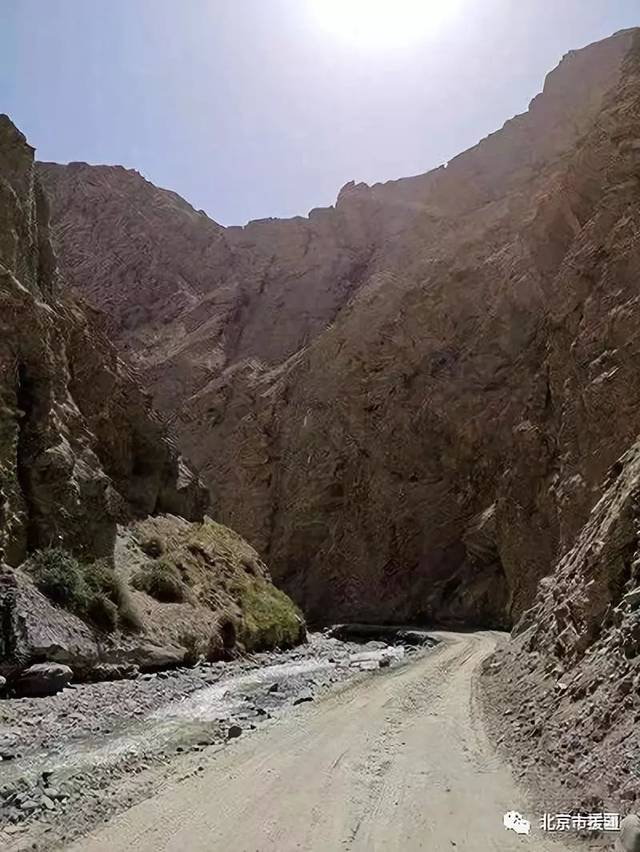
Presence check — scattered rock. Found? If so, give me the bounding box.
[227,724,242,739]
[293,691,314,706]
[43,788,63,800]
[87,663,139,683]
[41,795,55,810]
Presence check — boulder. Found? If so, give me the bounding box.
[349,651,382,664]
[16,662,72,697]
[116,642,186,672]
[355,660,378,672]
[0,571,99,679]
[396,630,435,647]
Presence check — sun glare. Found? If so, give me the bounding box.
[309,0,459,49]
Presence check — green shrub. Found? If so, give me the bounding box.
[86,563,137,613]
[236,579,305,652]
[28,548,141,634]
[86,593,118,632]
[84,560,141,632]
[29,548,90,612]
[132,560,186,603]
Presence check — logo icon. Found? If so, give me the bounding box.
[503,811,531,835]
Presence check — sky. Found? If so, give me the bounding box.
[2,1,638,225]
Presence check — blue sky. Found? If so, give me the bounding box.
[2,1,638,225]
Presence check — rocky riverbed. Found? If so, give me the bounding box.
[0,630,436,850]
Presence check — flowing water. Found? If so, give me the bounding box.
[1,641,406,789]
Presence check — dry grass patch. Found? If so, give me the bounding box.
[129,516,305,653]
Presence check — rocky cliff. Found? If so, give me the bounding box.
[40,29,640,631]
[482,438,640,814]
[0,115,304,685]
[0,115,209,568]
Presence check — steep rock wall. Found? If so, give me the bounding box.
[40,29,640,626]
[0,115,208,568]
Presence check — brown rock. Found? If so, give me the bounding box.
[0,113,304,680]
[38,29,640,629]
[0,113,208,575]
[117,641,186,672]
[0,570,99,679]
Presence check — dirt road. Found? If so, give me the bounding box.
[70,632,571,851]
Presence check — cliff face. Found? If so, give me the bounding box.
[0,115,209,569]
[40,29,640,627]
[481,37,640,807]
[482,437,640,814]
[0,116,305,680]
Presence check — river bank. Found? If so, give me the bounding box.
[0,630,435,849]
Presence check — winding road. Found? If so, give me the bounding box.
[71,632,571,851]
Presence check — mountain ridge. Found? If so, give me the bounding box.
[39,27,640,630]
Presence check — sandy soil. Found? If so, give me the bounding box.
[69,632,576,852]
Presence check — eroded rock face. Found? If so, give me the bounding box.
[482,439,640,813]
[0,114,208,569]
[0,116,307,682]
[0,571,99,678]
[40,30,640,627]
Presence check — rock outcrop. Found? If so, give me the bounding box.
[15,662,72,698]
[40,29,640,630]
[483,439,640,814]
[0,115,305,683]
[0,115,208,569]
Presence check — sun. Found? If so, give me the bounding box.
[308,0,459,49]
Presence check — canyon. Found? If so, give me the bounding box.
[3,23,640,850]
[42,27,640,634]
